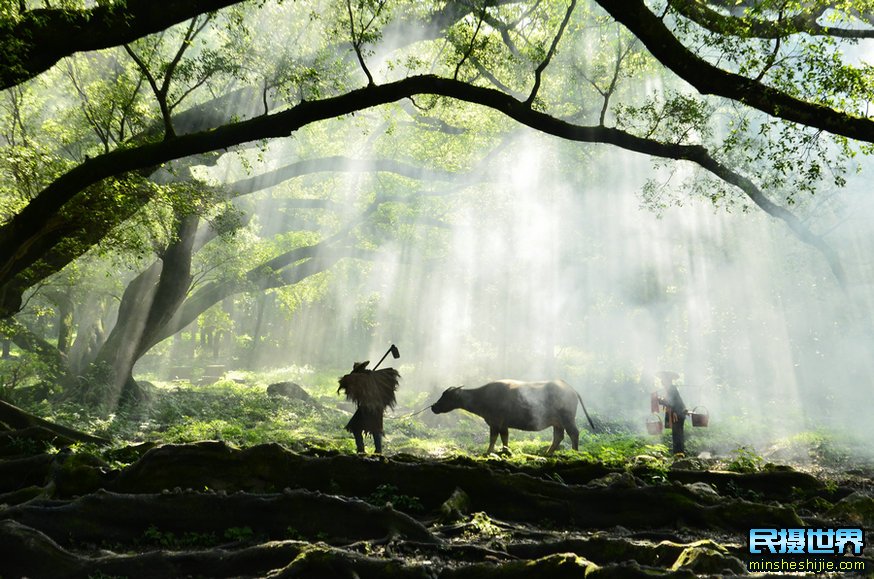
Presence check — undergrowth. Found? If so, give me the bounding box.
[14,369,874,472]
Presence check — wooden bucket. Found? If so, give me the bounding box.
[690,406,709,427]
[646,414,663,435]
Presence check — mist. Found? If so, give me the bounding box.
[4,0,871,462]
[9,4,874,577]
[191,123,874,455]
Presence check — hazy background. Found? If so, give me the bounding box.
[8,0,867,455]
[160,121,874,449]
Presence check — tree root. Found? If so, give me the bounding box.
[1,440,862,579]
[111,441,802,530]
[0,400,109,446]
[4,488,438,546]
[0,519,312,579]
[0,453,53,492]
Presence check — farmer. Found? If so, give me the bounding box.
[655,370,688,455]
[337,360,400,454]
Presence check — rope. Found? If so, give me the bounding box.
[386,401,434,421]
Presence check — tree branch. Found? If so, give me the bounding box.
[346,0,375,86]
[142,186,457,350]
[123,16,207,140]
[65,61,111,153]
[163,16,210,99]
[0,0,246,90]
[124,43,176,139]
[578,28,638,126]
[227,156,457,198]
[526,0,577,106]
[0,73,847,316]
[468,54,525,98]
[454,3,487,81]
[594,0,874,143]
[668,0,874,40]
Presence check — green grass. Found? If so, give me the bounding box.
[17,371,874,473]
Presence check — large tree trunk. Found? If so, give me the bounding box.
[67,295,110,375]
[44,289,75,355]
[143,244,349,353]
[86,214,199,408]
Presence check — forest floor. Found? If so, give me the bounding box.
[0,370,873,578]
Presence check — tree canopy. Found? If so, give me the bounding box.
[0,0,248,90]
[1,0,872,406]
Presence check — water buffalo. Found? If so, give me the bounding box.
[431,379,596,455]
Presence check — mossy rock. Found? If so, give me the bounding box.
[587,560,696,578]
[708,498,803,529]
[277,545,430,578]
[653,540,694,567]
[103,442,158,465]
[440,487,471,522]
[670,540,746,575]
[583,535,669,566]
[654,539,743,569]
[630,454,664,468]
[445,553,596,579]
[826,491,874,526]
[586,471,641,489]
[267,382,316,404]
[507,534,708,569]
[761,462,797,473]
[798,495,834,515]
[683,482,720,502]
[52,450,111,497]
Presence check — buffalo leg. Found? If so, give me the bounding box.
[373,433,383,454]
[353,431,366,454]
[566,422,580,450]
[559,411,580,450]
[500,428,509,451]
[487,425,499,453]
[546,426,565,455]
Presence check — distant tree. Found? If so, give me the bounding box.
[2,0,873,408]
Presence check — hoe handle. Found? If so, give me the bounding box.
[373,344,398,370]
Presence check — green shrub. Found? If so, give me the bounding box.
[725,447,764,473]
